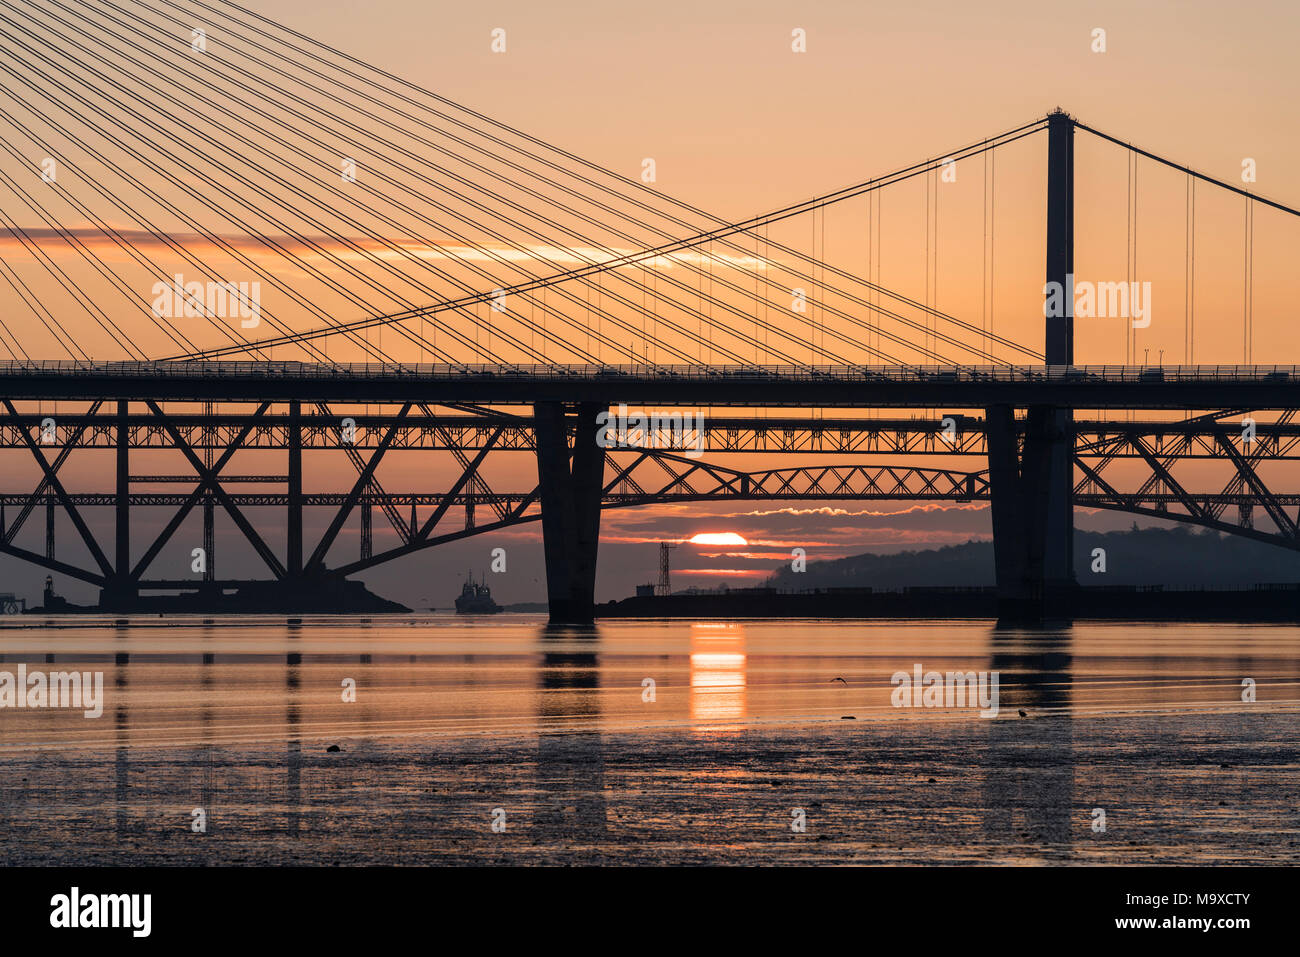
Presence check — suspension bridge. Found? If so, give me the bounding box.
[0,1,1297,621]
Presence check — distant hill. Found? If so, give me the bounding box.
[766,525,1300,590]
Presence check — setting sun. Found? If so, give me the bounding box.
[689,532,749,546]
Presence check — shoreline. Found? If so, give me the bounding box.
[2,709,1294,866]
[599,584,1300,621]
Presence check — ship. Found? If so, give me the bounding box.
[454,572,502,614]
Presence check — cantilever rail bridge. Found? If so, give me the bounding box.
[4,358,1300,620]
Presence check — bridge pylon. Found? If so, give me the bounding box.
[534,401,608,624]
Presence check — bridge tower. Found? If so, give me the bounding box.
[987,109,1077,620]
[534,402,608,623]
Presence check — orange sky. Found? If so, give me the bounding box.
[0,0,1297,365]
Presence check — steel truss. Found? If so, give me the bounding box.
[3,401,1300,589]
[5,409,1300,456]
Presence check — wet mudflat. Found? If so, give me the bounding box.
[0,615,1296,865]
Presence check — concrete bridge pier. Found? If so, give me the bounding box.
[101,398,137,612]
[534,401,607,624]
[987,405,1075,622]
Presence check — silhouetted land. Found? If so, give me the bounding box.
[603,527,1300,619]
[601,584,1300,620]
[24,577,408,615]
[765,526,1300,591]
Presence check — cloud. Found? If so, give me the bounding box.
[0,227,773,274]
[739,503,988,519]
[677,568,767,577]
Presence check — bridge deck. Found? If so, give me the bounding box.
[1,361,1298,408]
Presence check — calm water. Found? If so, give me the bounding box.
[0,615,1297,864]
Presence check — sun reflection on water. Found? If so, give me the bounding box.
[689,622,746,727]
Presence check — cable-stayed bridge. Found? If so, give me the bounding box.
[1,1,1298,620]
